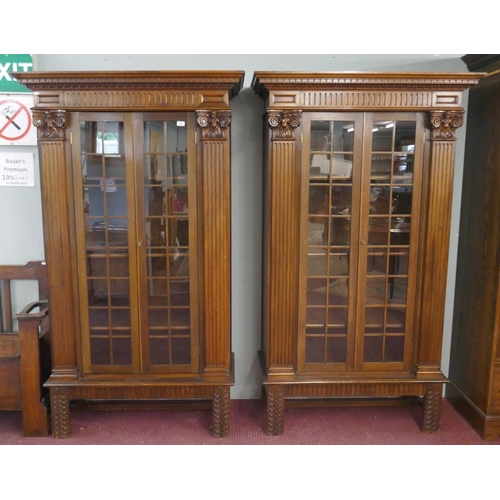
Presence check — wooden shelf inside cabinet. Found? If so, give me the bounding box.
[14,70,244,438]
[252,71,484,436]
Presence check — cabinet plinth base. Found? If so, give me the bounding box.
[446,384,500,441]
[263,378,446,435]
[46,376,234,439]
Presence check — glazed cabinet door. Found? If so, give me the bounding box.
[299,112,425,373]
[71,112,199,375]
[135,113,199,374]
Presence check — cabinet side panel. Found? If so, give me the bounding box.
[449,74,500,412]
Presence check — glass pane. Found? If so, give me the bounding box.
[90,338,111,365]
[385,336,405,362]
[305,119,357,367]
[310,153,330,177]
[365,277,387,305]
[112,338,132,365]
[365,307,385,333]
[331,153,353,178]
[307,278,328,306]
[331,185,352,214]
[368,218,389,245]
[308,254,327,276]
[329,251,349,277]
[306,307,326,327]
[149,337,170,365]
[362,118,417,364]
[327,308,347,333]
[171,337,191,365]
[306,337,325,363]
[364,336,383,362]
[387,308,406,332]
[392,188,413,215]
[371,154,392,180]
[310,122,330,152]
[332,122,354,152]
[330,218,350,246]
[327,337,347,363]
[372,121,393,152]
[143,119,192,368]
[395,122,416,152]
[309,186,329,215]
[80,119,132,368]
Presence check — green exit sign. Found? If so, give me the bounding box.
[0,54,33,93]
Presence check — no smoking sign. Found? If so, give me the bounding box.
[0,95,37,146]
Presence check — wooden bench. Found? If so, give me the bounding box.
[0,261,51,436]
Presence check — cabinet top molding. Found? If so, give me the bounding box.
[252,71,485,96]
[14,70,244,92]
[13,70,245,112]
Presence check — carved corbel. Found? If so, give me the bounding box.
[196,110,231,139]
[32,110,67,141]
[430,110,464,141]
[268,110,302,140]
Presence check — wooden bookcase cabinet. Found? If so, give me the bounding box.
[447,55,500,440]
[16,70,244,438]
[252,71,483,435]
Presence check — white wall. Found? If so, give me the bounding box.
[0,54,469,398]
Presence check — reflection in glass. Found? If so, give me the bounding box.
[80,119,132,367]
[306,120,355,365]
[327,337,347,363]
[384,336,405,362]
[364,336,383,362]
[306,337,325,363]
[372,121,393,152]
[371,154,391,179]
[144,120,191,366]
[395,122,416,152]
[362,120,416,364]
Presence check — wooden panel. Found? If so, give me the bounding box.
[0,334,19,356]
[201,139,231,374]
[298,91,434,109]
[490,363,500,414]
[38,139,78,372]
[0,357,21,409]
[283,382,425,397]
[417,140,456,368]
[266,140,300,371]
[64,91,201,109]
[448,69,500,415]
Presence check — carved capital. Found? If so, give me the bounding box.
[33,110,66,141]
[196,110,231,139]
[430,110,464,141]
[268,110,302,140]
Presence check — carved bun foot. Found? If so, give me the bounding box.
[50,388,71,438]
[422,383,442,433]
[211,386,230,437]
[266,385,285,436]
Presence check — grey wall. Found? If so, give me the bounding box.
[0,54,469,398]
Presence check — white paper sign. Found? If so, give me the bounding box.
[0,152,35,186]
[0,94,37,146]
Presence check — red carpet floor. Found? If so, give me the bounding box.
[0,398,498,445]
